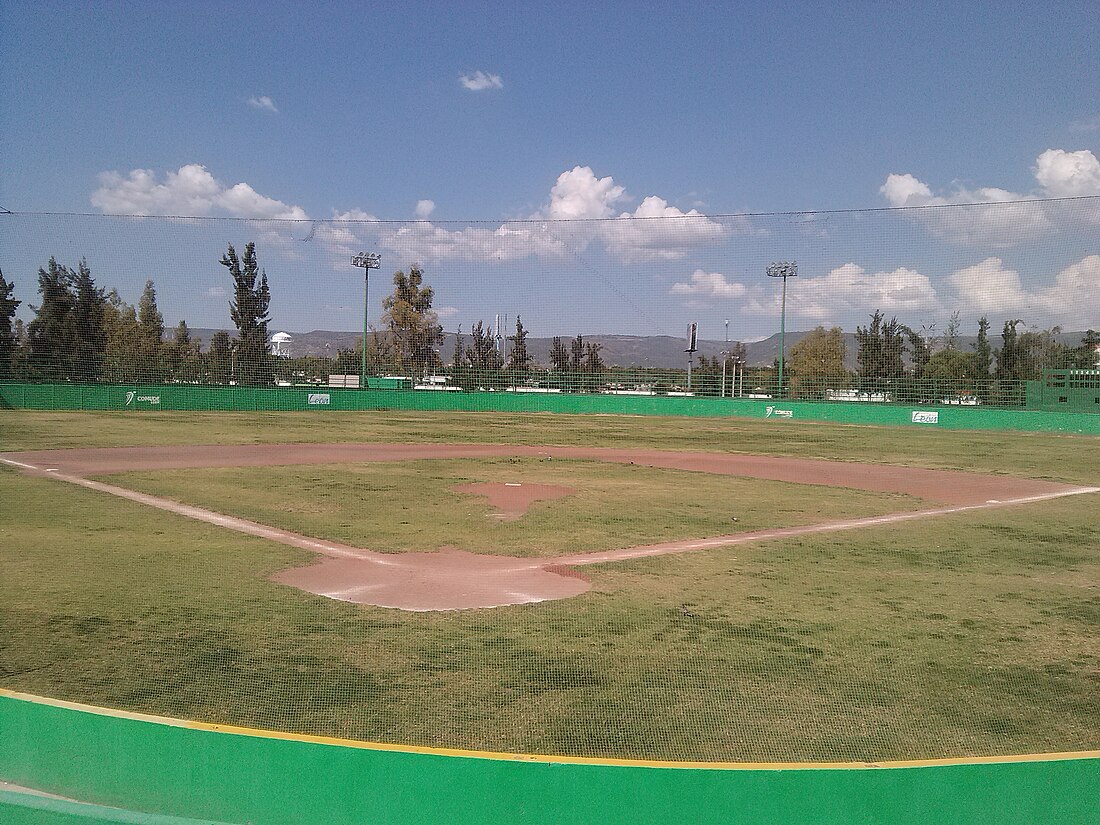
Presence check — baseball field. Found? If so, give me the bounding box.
[1,408,1098,765]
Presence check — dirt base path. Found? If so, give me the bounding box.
[3,444,1096,611]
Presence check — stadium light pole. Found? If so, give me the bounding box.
[766,261,798,398]
[351,252,382,389]
[722,319,729,398]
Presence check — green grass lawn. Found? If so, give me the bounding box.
[1,410,1098,763]
[102,458,918,556]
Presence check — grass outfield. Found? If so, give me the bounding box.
[1,410,1098,762]
[103,458,919,556]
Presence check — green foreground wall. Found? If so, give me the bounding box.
[1,693,1097,825]
[2,382,1099,434]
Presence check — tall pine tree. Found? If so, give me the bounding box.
[570,335,585,371]
[220,242,274,386]
[583,341,604,371]
[71,259,106,382]
[995,319,1024,381]
[208,331,233,385]
[137,279,164,380]
[102,289,142,382]
[0,268,20,380]
[506,316,531,374]
[465,320,503,371]
[549,337,570,372]
[28,257,78,380]
[973,316,992,377]
[855,311,907,381]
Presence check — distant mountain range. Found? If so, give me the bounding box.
[185,328,1094,370]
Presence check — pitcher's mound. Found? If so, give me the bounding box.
[452,482,575,521]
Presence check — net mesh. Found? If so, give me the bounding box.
[0,201,1098,763]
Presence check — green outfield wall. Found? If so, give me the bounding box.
[2,382,1099,434]
[1,692,1097,825]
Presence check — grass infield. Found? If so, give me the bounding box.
[1,409,1097,762]
[103,458,919,557]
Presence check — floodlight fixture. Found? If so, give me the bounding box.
[766,261,798,280]
[766,260,798,397]
[351,252,383,388]
[352,252,382,270]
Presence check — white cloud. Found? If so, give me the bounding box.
[91,164,309,219]
[247,95,278,113]
[311,209,381,260]
[947,258,1030,315]
[381,220,564,263]
[1033,149,1100,197]
[435,306,460,319]
[342,166,731,264]
[219,182,309,220]
[205,286,226,298]
[670,270,746,299]
[1044,255,1100,326]
[880,149,1100,246]
[879,173,933,207]
[459,71,503,91]
[797,264,939,321]
[948,255,1100,326]
[544,166,625,219]
[606,196,726,262]
[539,167,729,261]
[332,209,378,222]
[307,204,566,267]
[879,173,1049,246]
[731,255,1097,330]
[742,263,939,323]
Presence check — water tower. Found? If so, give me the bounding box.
[270,332,292,358]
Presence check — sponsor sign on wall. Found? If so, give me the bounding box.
[911,410,939,424]
[308,393,332,406]
[765,406,794,419]
[125,391,161,406]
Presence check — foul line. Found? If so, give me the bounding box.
[559,486,1100,566]
[2,689,1097,771]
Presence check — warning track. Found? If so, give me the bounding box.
[3,444,1096,612]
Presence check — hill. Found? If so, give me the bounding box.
[185,328,1093,371]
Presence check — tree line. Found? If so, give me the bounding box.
[0,243,274,385]
[1,248,1096,390]
[782,311,1097,383]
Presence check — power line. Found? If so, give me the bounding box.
[2,194,1098,223]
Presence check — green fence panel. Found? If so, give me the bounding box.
[1,694,1097,825]
[2,383,1099,434]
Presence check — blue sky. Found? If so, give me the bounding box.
[2,1,1098,340]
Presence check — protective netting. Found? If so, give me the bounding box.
[0,202,1098,763]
